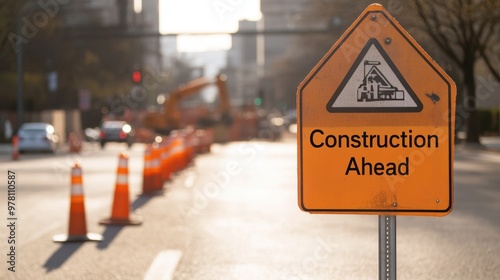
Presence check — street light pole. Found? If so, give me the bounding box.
[15,1,42,129]
[16,14,24,127]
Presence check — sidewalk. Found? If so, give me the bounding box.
[476,136,500,152]
[455,136,500,153]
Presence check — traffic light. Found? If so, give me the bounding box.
[254,97,262,106]
[132,70,142,83]
[254,89,264,106]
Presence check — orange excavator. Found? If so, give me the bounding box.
[142,74,233,136]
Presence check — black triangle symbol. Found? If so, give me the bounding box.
[326,38,423,113]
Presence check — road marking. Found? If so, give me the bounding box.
[144,250,183,280]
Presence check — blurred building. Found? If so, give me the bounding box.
[137,0,162,70]
[59,0,162,128]
[223,1,313,111]
[63,0,161,71]
[260,0,312,111]
[226,20,259,107]
[161,36,178,69]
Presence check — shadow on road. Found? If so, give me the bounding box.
[132,192,160,210]
[96,194,156,249]
[96,225,125,250]
[43,243,84,272]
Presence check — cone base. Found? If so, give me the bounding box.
[99,214,143,226]
[52,233,103,243]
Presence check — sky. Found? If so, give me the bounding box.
[159,0,261,52]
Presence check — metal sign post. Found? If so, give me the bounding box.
[379,216,396,280]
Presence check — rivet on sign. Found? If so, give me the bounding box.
[436,199,440,203]
[392,202,397,207]
[385,38,392,44]
[371,14,377,21]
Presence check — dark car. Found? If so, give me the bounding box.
[99,121,134,148]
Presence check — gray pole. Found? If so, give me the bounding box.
[15,1,42,128]
[16,15,24,127]
[379,215,396,280]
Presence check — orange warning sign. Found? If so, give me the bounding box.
[297,4,456,216]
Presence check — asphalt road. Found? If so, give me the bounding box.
[0,136,499,279]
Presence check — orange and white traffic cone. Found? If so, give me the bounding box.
[160,141,173,183]
[141,144,163,195]
[100,153,143,225]
[170,136,184,173]
[150,144,163,192]
[11,135,19,160]
[53,163,102,242]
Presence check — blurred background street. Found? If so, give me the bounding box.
[0,0,499,279]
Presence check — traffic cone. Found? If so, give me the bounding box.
[183,127,195,163]
[184,131,193,167]
[68,132,82,153]
[141,144,163,195]
[100,153,143,225]
[170,137,184,173]
[195,129,209,153]
[151,144,163,191]
[179,135,189,170]
[11,135,19,160]
[53,163,103,242]
[160,140,173,183]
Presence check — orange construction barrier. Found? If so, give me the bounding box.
[100,153,143,225]
[53,163,102,242]
[141,144,163,195]
[11,135,19,160]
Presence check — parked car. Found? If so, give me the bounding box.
[99,121,134,148]
[17,122,59,153]
[84,127,101,142]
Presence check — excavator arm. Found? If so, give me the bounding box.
[143,74,232,134]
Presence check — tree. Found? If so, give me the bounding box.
[0,0,27,68]
[413,0,500,144]
[0,0,63,112]
[0,1,149,112]
[269,0,409,112]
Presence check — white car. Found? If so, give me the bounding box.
[17,122,59,153]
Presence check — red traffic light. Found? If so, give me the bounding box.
[132,70,142,83]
